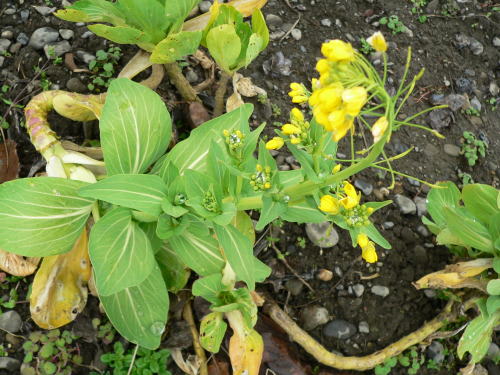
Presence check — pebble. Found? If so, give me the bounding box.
[416,225,430,237]
[424,289,436,298]
[0,357,21,372]
[0,39,11,53]
[354,179,373,195]
[321,18,332,27]
[470,96,481,112]
[323,319,357,339]
[44,40,71,58]
[76,50,96,64]
[59,29,74,40]
[9,42,21,54]
[266,14,283,30]
[490,82,500,96]
[352,284,365,297]
[300,305,330,330]
[443,144,461,157]
[1,30,13,39]
[4,8,16,15]
[16,32,29,46]
[0,310,22,333]
[413,196,427,217]
[198,0,212,13]
[305,222,339,248]
[262,51,292,76]
[33,5,56,16]
[427,341,445,363]
[291,28,302,41]
[66,77,87,93]
[469,38,484,55]
[29,27,59,50]
[394,194,417,215]
[455,77,474,94]
[185,69,198,83]
[0,56,4,68]
[81,31,95,39]
[20,9,30,22]
[317,269,333,281]
[444,94,467,111]
[487,343,499,361]
[371,285,390,297]
[358,321,370,334]
[429,108,452,129]
[285,279,304,296]
[494,36,500,47]
[382,221,394,230]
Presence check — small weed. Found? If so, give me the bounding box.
[92,317,116,345]
[458,171,474,186]
[410,0,429,23]
[34,67,52,91]
[271,103,281,117]
[257,94,268,104]
[379,15,407,34]
[374,347,427,375]
[359,38,374,55]
[296,236,306,249]
[488,97,497,110]
[463,107,480,117]
[87,47,122,92]
[0,274,23,312]
[461,131,487,167]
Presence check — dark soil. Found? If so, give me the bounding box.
[1,0,499,374]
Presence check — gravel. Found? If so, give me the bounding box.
[323,319,357,339]
[28,27,59,50]
[371,285,390,298]
[300,305,330,330]
[394,194,417,215]
[305,222,339,248]
[0,310,22,333]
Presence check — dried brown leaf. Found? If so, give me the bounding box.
[0,250,40,276]
[0,140,20,183]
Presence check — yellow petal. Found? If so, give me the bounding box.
[281,124,301,135]
[362,242,378,263]
[367,31,387,52]
[342,87,367,114]
[321,40,355,62]
[315,59,330,74]
[265,137,284,150]
[319,195,340,214]
[357,233,369,248]
[290,108,304,122]
[30,229,91,329]
[372,116,389,142]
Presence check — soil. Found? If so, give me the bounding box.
[0,0,499,374]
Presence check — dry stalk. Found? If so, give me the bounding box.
[213,71,232,117]
[164,63,201,103]
[183,300,209,375]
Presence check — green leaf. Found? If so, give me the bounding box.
[493,258,500,273]
[254,258,271,282]
[100,78,171,175]
[87,24,151,45]
[444,207,494,253]
[422,216,441,235]
[458,311,500,362]
[487,296,500,316]
[243,33,264,67]
[192,273,225,303]
[462,184,499,224]
[255,196,287,231]
[279,169,304,186]
[362,223,391,249]
[156,214,187,240]
[150,31,202,63]
[199,312,227,353]
[79,174,166,216]
[231,211,255,244]
[487,279,500,295]
[426,181,461,227]
[161,199,188,218]
[156,242,190,293]
[282,197,326,223]
[100,264,169,350]
[0,177,94,256]
[365,200,393,212]
[206,24,241,73]
[55,0,126,24]
[488,212,500,243]
[164,0,201,31]
[89,207,155,295]
[251,9,269,49]
[214,224,255,290]
[168,231,224,276]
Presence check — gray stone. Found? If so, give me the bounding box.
[429,108,452,130]
[4,8,16,15]
[487,343,499,361]
[427,341,445,363]
[1,30,13,39]
[66,77,87,93]
[469,38,484,55]
[0,310,22,333]
[444,144,461,157]
[81,31,95,39]
[29,27,59,50]
[305,222,339,248]
[358,321,370,334]
[352,284,365,297]
[44,40,71,58]
[414,245,428,263]
[285,279,304,296]
[323,319,356,339]
[424,289,436,298]
[33,5,56,16]
[265,14,283,30]
[0,56,4,68]
[354,179,373,196]
[76,51,96,64]
[394,194,417,215]
[270,31,286,41]
[494,36,500,47]
[185,69,198,83]
[382,221,394,230]
[455,77,474,94]
[16,32,29,46]
[414,196,427,217]
[416,225,430,237]
[406,178,420,187]
[9,43,22,54]
[0,357,21,372]
[371,285,390,298]
[300,305,330,330]
[20,9,30,22]
[59,29,74,40]
[470,97,482,112]
[490,82,500,96]
[291,28,302,41]
[444,94,467,111]
[321,18,332,27]
[0,39,11,54]
[198,0,212,13]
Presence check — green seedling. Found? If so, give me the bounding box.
[410,0,429,23]
[92,317,117,345]
[461,131,487,167]
[379,15,407,34]
[88,47,122,92]
[457,171,474,186]
[359,38,374,55]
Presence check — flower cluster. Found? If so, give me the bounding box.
[318,182,361,215]
[250,164,272,191]
[265,108,310,150]
[223,129,245,152]
[288,83,309,104]
[357,233,378,263]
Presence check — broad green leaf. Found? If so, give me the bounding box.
[426,181,461,227]
[161,199,188,218]
[487,279,500,295]
[87,25,151,46]
[192,273,225,303]
[100,265,169,350]
[282,197,326,223]
[444,207,494,253]
[279,169,304,186]
[362,223,391,249]
[494,258,500,273]
[254,258,271,282]
[251,9,269,49]
[436,228,467,247]
[231,211,255,244]
[214,224,255,290]
[89,208,155,295]
[79,174,167,216]
[164,0,201,32]
[365,200,393,212]
[243,33,264,67]
[0,177,93,256]
[200,312,227,353]
[462,184,499,225]
[458,311,500,362]
[55,0,126,24]
[489,213,500,242]
[115,0,168,43]
[255,196,287,230]
[422,216,441,235]
[150,31,203,63]
[156,214,187,240]
[206,24,241,73]
[486,296,500,316]
[168,231,224,276]
[100,78,171,176]
[156,242,190,293]
[139,222,163,253]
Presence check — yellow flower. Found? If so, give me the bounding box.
[288,82,307,101]
[265,137,284,150]
[321,40,355,62]
[342,87,368,115]
[319,195,340,215]
[290,108,304,122]
[324,109,345,132]
[367,31,387,52]
[292,95,308,104]
[316,59,330,74]
[357,233,369,248]
[312,107,330,128]
[318,86,343,112]
[332,119,354,142]
[290,82,303,91]
[290,137,301,145]
[282,124,301,135]
[340,182,360,209]
[357,234,378,263]
[371,116,389,143]
[332,164,342,173]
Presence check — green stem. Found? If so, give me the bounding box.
[313,133,327,173]
[382,52,388,87]
[395,47,412,100]
[91,202,101,222]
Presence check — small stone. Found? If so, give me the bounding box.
[414,196,427,217]
[185,69,198,83]
[416,225,430,237]
[29,27,59,50]
[81,31,95,39]
[371,285,390,297]
[444,144,461,157]
[487,343,499,361]
[20,9,30,22]
[469,38,484,55]
[1,30,13,39]
[323,319,356,339]
[493,36,500,47]
[33,5,56,16]
[0,39,11,54]
[455,77,474,94]
[66,77,87,93]
[354,179,373,195]
[4,8,16,15]
[444,94,467,111]
[0,56,4,68]
[406,177,420,187]
[317,269,333,281]
[352,284,365,297]
[490,82,500,96]
[394,194,417,215]
[300,305,330,330]
[285,279,304,296]
[305,222,339,248]
[470,97,481,112]
[382,221,394,230]
[76,51,96,64]
[198,0,212,13]
[291,28,302,41]
[59,29,74,40]
[358,321,370,333]
[44,40,71,58]
[321,18,332,27]
[427,341,445,364]
[16,32,29,46]
[424,289,436,298]
[429,108,452,130]
[0,310,22,333]
[270,31,286,41]
[266,14,283,30]
[0,357,21,372]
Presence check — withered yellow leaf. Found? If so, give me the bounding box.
[0,249,40,276]
[30,229,91,329]
[229,328,264,375]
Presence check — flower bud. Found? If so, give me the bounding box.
[265,137,284,150]
[366,31,387,52]
[371,116,389,143]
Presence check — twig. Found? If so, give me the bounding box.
[164,63,200,103]
[279,14,301,43]
[270,242,315,293]
[213,71,231,117]
[127,345,139,375]
[183,300,208,375]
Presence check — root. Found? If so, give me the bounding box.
[164,63,200,103]
[183,300,208,375]
[264,297,472,371]
[213,71,231,117]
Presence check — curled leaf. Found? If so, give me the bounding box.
[0,249,40,276]
[52,93,102,122]
[30,229,91,329]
